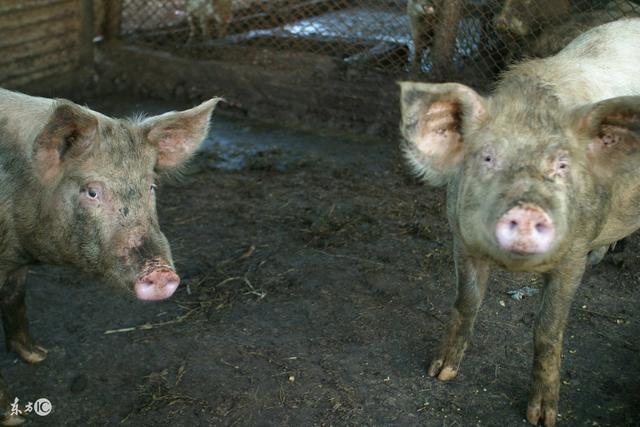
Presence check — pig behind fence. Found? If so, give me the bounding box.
[186,0,233,43]
[400,18,640,426]
[496,0,640,60]
[0,89,221,424]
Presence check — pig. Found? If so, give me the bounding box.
[0,89,221,424]
[186,0,233,43]
[524,0,640,59]
[494,0,571,37]
[399,18,640,426]
[407,0,438,71]
[407,0,463,76]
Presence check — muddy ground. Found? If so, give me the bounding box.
[5,95,640,426]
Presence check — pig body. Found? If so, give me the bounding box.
[494,0,571,37]
[186,0,233,42]
[496,0,640,60]
[406,0,463,76]
[400,19,640,426]
[0,89,220,424]
[407,0,438,72]
[525,0,640,59]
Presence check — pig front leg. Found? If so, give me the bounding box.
[199,15,212,39]
[428,242,490,380]
[0,268,47,364]
[186,14,197,44]
[586,245,608,266]
[526,259,584,427]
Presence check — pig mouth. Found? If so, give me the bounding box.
[134,258,180,301]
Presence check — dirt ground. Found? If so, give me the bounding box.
[5,95,640,426]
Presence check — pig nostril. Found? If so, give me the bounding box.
[509,220,518,230]
[535,223,547,233]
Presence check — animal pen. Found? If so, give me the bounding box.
[1,2,640,426]
[1,0,638,134]
[105,0,640,133]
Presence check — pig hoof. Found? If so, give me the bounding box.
[0,414,25,426]
[527,398,557,426]
[587,246,608,266]
[427,359,458,381]
[8,340,47,364]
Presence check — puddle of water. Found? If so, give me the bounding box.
[202,113,388,172]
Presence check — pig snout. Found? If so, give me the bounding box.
[135,259,180,301]
[495,205,555,254]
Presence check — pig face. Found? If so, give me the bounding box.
[400,82,640,270]
[408,0,436,17]
[25,98,222,300]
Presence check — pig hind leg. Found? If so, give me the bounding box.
[428,246,490,380]
[0,268,47,364]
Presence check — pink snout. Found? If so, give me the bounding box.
[495,205,555,254]
[135,268,180,301]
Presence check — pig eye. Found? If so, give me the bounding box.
[81,183,103,203]
[480,146,497,168]
[552,154,570,178]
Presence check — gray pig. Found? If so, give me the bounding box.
[0,89,221,424]
[400,19,640,426]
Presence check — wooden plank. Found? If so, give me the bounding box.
[0,49,79,82]
[0,17,80,48]
[0,36,77,66]
[0,0,72,15]
[0,61,77,88]
[0,0,78,30]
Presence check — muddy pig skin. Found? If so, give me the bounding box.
[0,89,221,424]
[400,19,640,426]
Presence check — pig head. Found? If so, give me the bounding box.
[2,93,222,301]
[399,78,640,427]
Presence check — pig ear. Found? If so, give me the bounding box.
[399,82,487,186]
[572,96,640,175]
[142,98,223,171]
[33,100,98,180]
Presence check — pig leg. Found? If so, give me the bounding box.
[526,260,584,427]
[200,15,212,39]
[428,244,490,380]
[410,22,425,74]
[187,14,197,44]
[587,245,608,265]
[216,16,230,38]
[0,268,47,364]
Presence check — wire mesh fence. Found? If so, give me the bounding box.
[109,0,640,85]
